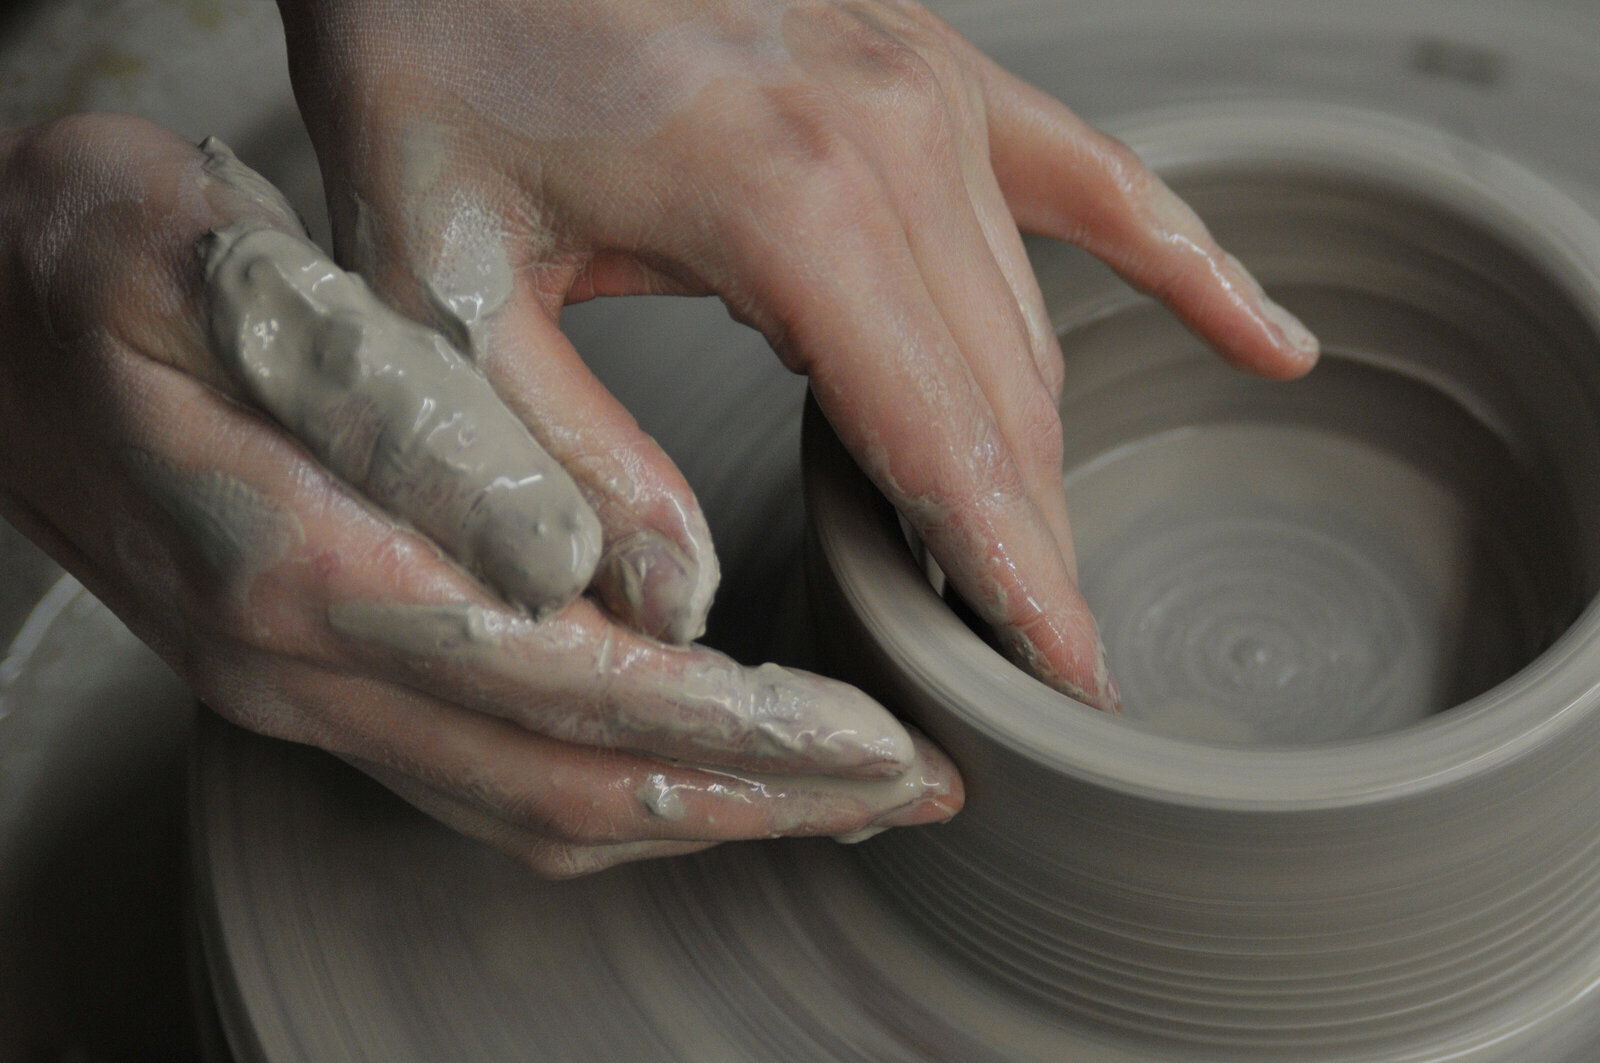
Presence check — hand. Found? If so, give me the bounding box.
[0,114,959,879]
[277,0,1318,712]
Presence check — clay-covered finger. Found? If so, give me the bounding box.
[325,152,720,645]
[341,731,958,870]
[78,330,911,782]
[325,594,919,778]
[717,192,1115,709]
[202,219,602,618]
[205,657,961,854]
[284,678,963,847]
[969,58,1319,380]
[343,757,721,879]
[471,294,720,643]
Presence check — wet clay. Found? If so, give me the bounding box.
[171,7,1600,1063]
[202,219,602,618]
[1064,349,1573,744]
[805,102,1600,1059]
[325,598,917,777]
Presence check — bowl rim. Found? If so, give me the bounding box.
[803,100,1600,811]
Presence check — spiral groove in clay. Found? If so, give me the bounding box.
[806,104,1600,1058]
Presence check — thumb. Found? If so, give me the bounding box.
[200,176,603,617]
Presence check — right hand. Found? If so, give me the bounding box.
[276,0,1320,713]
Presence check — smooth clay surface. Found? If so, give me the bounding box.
[808,103,1600,1060]
[204,210,603,618]
[183,99,1600,1063]
[1046,141,1594,746]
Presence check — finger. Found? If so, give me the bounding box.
[945,82,1079,570]
[939,69,1067,407]
[963,52,1319,380]
[325,594,918,778]
[863,55,1079,573]
[477,294,719,643]
[339,167,719,644]
[201,219,603,619]
[713,165,1115,709]
[342,757,720,880]
[76,310,916,781]
[196,655,960,851]
[93,340,917,779]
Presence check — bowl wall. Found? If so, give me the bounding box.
[804,103,1600,1058]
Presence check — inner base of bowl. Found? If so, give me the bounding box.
[1066,349,1570,744]
[1025,118,1600,747]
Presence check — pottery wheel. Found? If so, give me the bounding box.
[186,2,1600,1060]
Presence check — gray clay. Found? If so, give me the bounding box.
[808,102,1600,1060]
[203,218,603,619]
[169,101,1600,1063]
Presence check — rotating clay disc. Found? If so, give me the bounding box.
[193,712,1142,1062]
[189,2,1600,1060]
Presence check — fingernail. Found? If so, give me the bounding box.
[1096,635,1123,714]
[1219,251,1320,366]
[1259,294,1320,361]
[747,664,916,778]
[1003,622,1121,713]
[871,794,961,829]
[595,528,708,642]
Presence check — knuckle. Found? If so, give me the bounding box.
[759,96,878,213]
[846,43,956,160]
[525,791,619,846]
[1094,132,1153,196]
[7,113,196,269]
[1019,395,1066,474]
[860,32,942,107]
[789,1,941,98]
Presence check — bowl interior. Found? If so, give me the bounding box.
[1024,114,1600,746]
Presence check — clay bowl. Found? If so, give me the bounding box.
[803,102,1600,1060]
